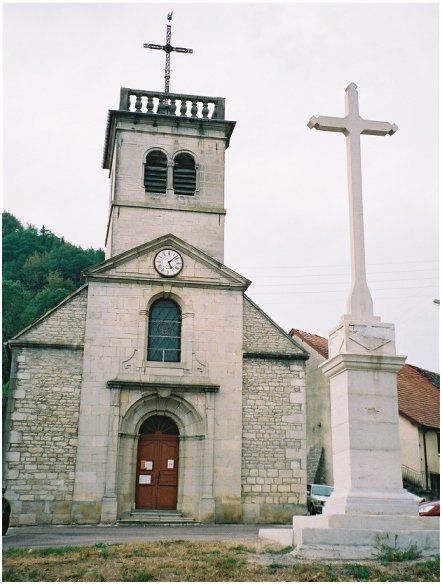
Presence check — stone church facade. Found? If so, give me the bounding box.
[3,87,308,526]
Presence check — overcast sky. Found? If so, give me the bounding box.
[3,2,439,372]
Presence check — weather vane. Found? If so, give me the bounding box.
[143,12,193,93]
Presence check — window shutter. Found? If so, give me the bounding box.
[173,153,196,195]
[145,151,167,193]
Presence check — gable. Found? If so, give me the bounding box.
[9,286,88,346]
[84,234,250,291]
[243,296,308,358]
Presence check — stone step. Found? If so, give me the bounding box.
[118,511,200,525]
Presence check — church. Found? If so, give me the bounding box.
[3,84,309,526]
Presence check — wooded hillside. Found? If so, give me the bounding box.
[2,212,104,383]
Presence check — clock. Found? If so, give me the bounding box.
[154,249,183,277]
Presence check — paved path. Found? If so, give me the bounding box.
[2,524,289,550]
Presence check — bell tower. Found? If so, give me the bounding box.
[102,88,236,262]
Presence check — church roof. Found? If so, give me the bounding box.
[290,328,440,431]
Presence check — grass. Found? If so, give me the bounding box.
[373,534,423,563]
[2,541,440,582]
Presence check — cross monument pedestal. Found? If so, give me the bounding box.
[259,84,439,559]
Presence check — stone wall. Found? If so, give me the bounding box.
[242,358,306,522]
[16,287,88,344]
[242,297,307,522]
[4,348,83,525]
[243,296,305,355]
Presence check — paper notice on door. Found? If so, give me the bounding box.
[139,475,152,485]
[145,460,153,470]
[167,459,174,469]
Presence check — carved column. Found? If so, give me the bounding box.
[100,388,121,523]
[167,161,174,196]
[199,390,216,521]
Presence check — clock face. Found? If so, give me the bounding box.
[154,249,183,277]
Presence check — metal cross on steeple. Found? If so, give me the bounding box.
[143,12,193,93]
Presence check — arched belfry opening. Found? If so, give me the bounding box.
[144,150,168,193]
[136,414,180,510]
[173,152,196,195]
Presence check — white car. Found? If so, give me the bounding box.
[307,483,333,515]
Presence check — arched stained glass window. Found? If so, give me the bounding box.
[144,150,167,193]
[173,153,196,195]
[147,299,181,362]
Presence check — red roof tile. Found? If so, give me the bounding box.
[397,364,440,430]
[290,329,440,430]
[290,329,329,359]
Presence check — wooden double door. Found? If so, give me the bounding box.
[136,420,179,510]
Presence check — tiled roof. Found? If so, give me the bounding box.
[290,329,440,430]
[290,329,329,359]
[397,365,440,430]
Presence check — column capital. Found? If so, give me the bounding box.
[319,352,407,379]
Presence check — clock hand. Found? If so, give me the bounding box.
[168,255,179,267]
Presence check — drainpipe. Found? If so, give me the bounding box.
[422,427,429,491]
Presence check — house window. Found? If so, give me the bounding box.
[144,151,167,193]
[147,299,181,362]
[173,153,196,195]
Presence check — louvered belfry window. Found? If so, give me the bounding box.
[173,153,196,196]
[147,299,181,362]
[144,151,167,193]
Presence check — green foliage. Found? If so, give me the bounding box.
[345,564,372,579]
[232,544,256,553]
[122,569,153,582]
[373,533,422,562]
[95,543,110,558]
[264,544,294,554]
[2,212,104,384]
[3,546,78,557]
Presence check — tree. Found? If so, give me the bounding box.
[2,212,105,384]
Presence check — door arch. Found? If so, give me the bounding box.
[136,415,179,510]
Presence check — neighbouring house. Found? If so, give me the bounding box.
[290,329,440,499]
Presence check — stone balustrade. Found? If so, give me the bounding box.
[119,87,225,120]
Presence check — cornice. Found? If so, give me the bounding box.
[243,351,308,361]
[107,379,219,393]
[85,273,249,291]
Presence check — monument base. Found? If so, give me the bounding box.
[259,514,440,559]
[323,487,418,516]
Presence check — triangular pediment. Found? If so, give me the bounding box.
[83,234,251,290]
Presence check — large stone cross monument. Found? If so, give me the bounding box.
[308,83,411,517]
[260,83,439,558]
